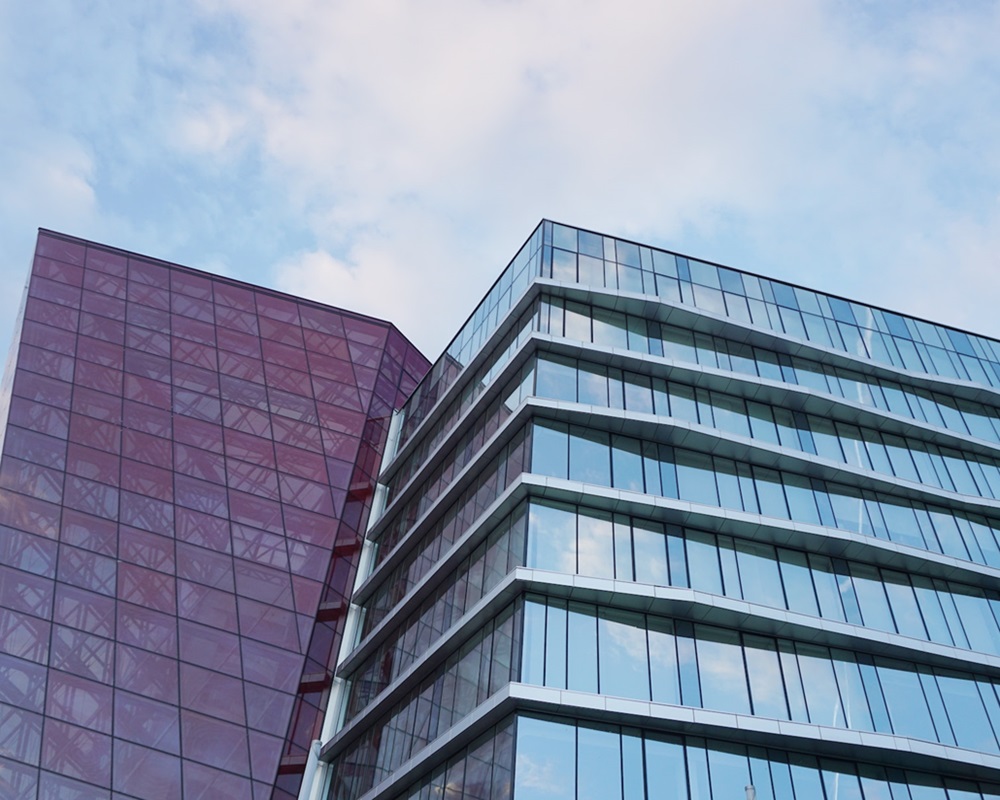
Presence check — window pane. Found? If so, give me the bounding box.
[831,650,874,732]
[612,436,644,493]
[577,512,614,580]
[686,532,722,595]
[633,521,668,586]
[644,733,687,798]
[648,616,680,705]
[578,363,608,406]
[545,600,567,690]
[850,564,895,633]
[936,673,997,752]
[514,716,575,800]
[777,549,818,617]
[809,555,847,623]
[676,451,718,506]
[613,518,634,582]
[569,428,610,486]
[531,422,568,479]
[535,356,577,402]
[526,502,577,573]
[882,571,927,640]
[623,372,653,415]
[735,540,784,609]
[708,744,751,800]
[877,660,937,742]
[567,603,598,693]
[695,626,750,714]
[578,724,622,800]
[754,468,789,518]
[797,643,846,727]
[744,635,789,720]
[598,607,650,701]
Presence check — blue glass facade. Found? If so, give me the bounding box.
[313,220,1000,800]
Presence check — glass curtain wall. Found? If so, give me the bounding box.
[326,222,1000,800]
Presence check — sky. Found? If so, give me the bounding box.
[2,1,1000,364]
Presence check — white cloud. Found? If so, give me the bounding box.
[2,1,1000,359]
[273,207,502,351]
[174,101,250,156]
[0,139,97,228]
[0,131,99,359]
[188,1,1000,352]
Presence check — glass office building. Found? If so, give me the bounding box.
[314,221,1000,800]
[8,222,1000,800]
[0,230,428,799]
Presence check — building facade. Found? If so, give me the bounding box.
[7,222,1000,800]
[315,221,1000,800]
[0,230,429,799]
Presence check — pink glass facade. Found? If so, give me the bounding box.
[0,230,429,799]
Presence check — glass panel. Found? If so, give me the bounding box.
[850,564,895,633]
[882,571,927,640]
[809,555,847,623]
[622,730,645,800]
[648,616,680,705]
[578,363,608,406]
[644,733,687,799]
[611,437,644,493]
[513,716,575,800]
[686,531,722,595]
[598,607,650,701]
[526,502,576,574]
[777,549,819,617]
[577,724,622,800]
[744,635,789,720]
[676,451,718,506]
[613,517,634,582]
[535,356,577,402]
[708,744,751,800]
[877,660,937,741]
[569,428,610,486]
[544,601,567,690]
[567,603,598,693]
[577,512,614,580]
[831,650,875,732]
[735,539,784,609]
[935,673,997,752]
[530,422,568,479]
[695,626,750,714]
[797,643,846,727]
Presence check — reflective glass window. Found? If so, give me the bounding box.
[611,436,644,493]
[598,607,650,702]
[567,602,597,694]
[569,428,610,486]
[695,626,750,714]
[797,643,846,727]
[936,673,998,752]
[647,616,680,705]
[513,715,575,800]
[878,661,937,741]
[744,635,788,720]
[676,451,717,506]
[535,356,576,402]
[633,519,668,586]
[644,733,687,798]
[578,724,622,800]
[531,422,568,479]
[544,600,567,690]
[577,512,613,580]
[735,539,784,609]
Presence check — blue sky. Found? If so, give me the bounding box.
[2,1,1000,360]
